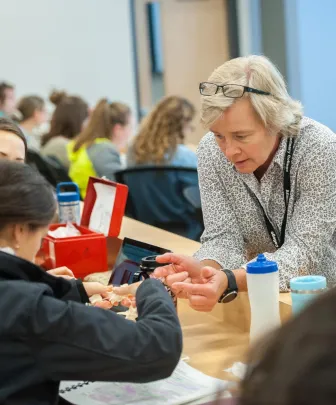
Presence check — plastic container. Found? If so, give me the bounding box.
[41,177,128,279]
[246,254,281,342]
[56,182,81,224]
[290,275,327,315]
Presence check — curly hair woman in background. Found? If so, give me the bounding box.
[127,95,197,167]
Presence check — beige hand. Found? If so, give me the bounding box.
[83,282,113,297]
[112,282,141,297]
[47,267,75,280]
[173,267,228,312]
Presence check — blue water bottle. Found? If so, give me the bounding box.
[56,182,80,224]
[290,275,327,315]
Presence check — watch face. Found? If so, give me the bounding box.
[222,290,238,303]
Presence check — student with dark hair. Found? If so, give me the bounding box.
[0,82,16,117]
[0,160,182,405]
[0,117,27,162]
[41,90,89,169]
[68,98,132,197]
[17,95,47,149]
[0,122,123,295]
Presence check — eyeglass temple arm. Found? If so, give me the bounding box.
[246,87,271,96]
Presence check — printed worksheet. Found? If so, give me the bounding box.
[60,361,229,405]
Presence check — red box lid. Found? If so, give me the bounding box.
[81,176,128,238]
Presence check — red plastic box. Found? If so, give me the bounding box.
[40,177,128,279]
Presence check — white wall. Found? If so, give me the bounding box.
[284,0,336,131]
[0,0,137,113]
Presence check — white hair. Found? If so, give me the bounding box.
[200,55,303,137]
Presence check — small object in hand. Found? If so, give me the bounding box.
[89,288,138,320]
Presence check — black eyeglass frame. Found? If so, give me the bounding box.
[199,82,271,98]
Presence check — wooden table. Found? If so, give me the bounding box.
[87,216,292,380]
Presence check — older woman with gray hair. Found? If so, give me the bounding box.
[154,55,336,312]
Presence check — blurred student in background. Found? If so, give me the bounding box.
[17,95,47,150]
[0,82,16,118]
[68,99,132,198]
[127,95,197,168]
[40,90,89,170]
[0,118,26,162]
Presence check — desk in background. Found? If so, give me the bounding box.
[86,216,292,380]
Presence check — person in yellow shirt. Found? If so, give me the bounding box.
[67,99,132,198]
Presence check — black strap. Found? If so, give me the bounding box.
[259,137,295,249]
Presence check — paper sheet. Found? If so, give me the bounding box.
[60,361,229,405]
[223,362,247,380]
[48,222,81,238]
[89,183,116,236]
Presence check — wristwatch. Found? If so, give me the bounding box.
[217,269,238,303]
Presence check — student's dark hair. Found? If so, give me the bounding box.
[0,160,56,231]
[0,82,14,105]
[17,95,45,121]
[73,99,131,152]
[240,287,336,405]
[40,90,88,147]
[0,117,27,155]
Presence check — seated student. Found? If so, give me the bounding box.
[127,95,197,168]
[0,160,182,405]
[0,81,16,118]
[17,95,48,150]
[68,99,132,198]
[239,287,336,405]
[41,90,89,170]
[0,117,111,299]
[0,117,26,162]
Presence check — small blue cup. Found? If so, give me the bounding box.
[290,275,327,315]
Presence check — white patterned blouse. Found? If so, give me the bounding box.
[194,117,336,291]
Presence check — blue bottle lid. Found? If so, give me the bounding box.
[290,275,326,291]
[56,182,80,203]
[57,192,80,203]
[246,254,278,274]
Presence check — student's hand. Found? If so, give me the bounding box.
[83,282,113,297]
[112,282,141,297]
[154,253,202,298]
[111,283,140,307]
[173,267,228,312]
[47,267,75,280]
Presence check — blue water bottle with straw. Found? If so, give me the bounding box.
[56,182,81,224]
[290,275,327,315]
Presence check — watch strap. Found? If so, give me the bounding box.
[218,269,238,303]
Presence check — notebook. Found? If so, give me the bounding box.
[59,360,230,405]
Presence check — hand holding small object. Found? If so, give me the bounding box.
[83,282,113,297]
[153,253,201,298]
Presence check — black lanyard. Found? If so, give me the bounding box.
[259,137,295,249]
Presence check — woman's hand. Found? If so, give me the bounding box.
[173,267,228,312]
[153,253,202,298]
[47,267,75,280]
[83,282,113,297]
